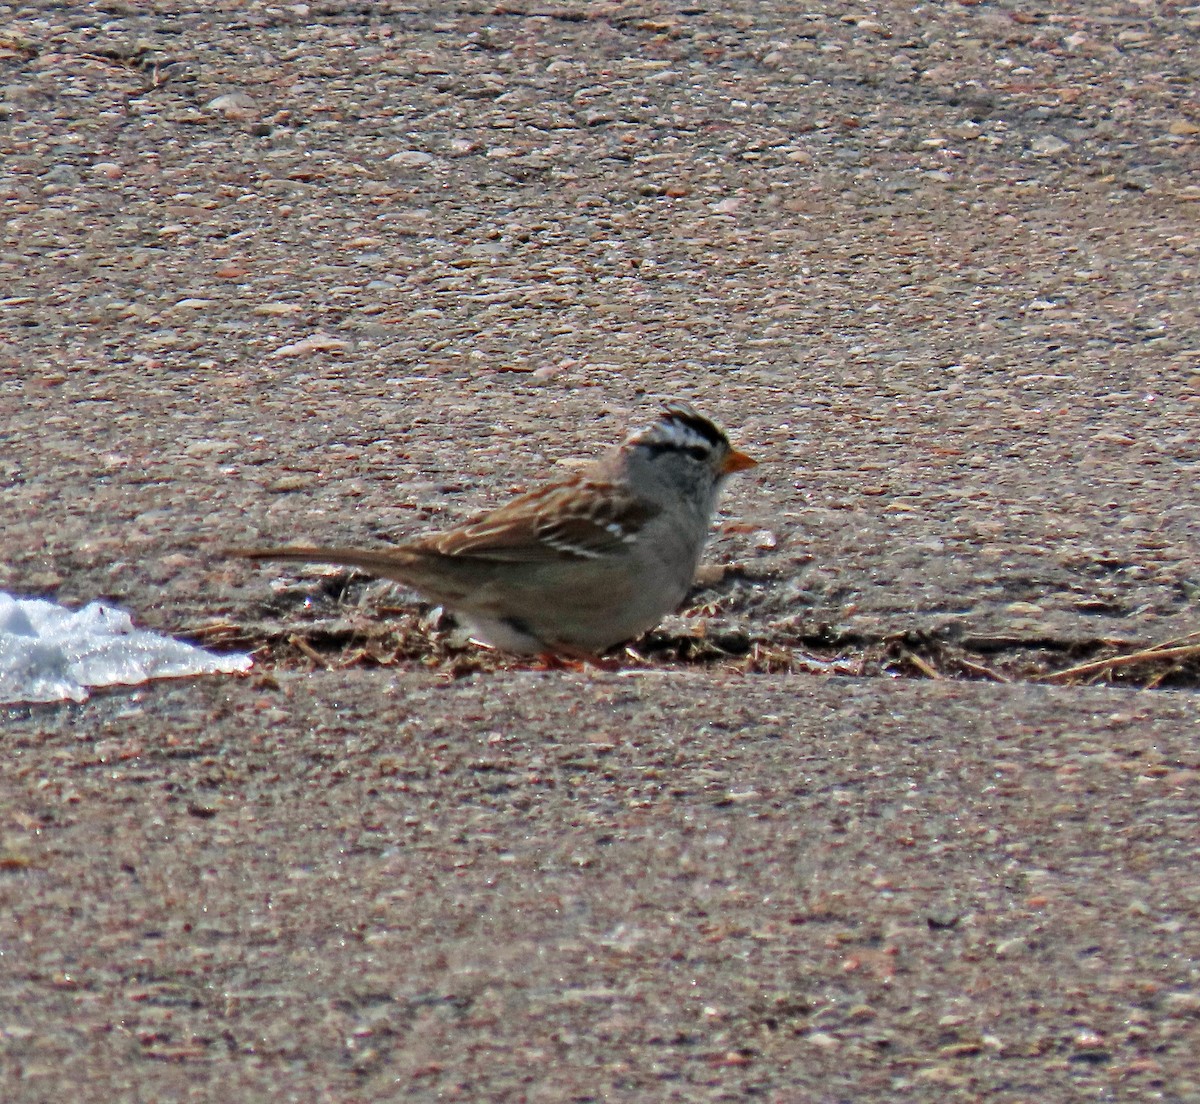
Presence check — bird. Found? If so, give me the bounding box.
[225,401,757,657]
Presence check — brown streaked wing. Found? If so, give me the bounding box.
[413,478,659,563]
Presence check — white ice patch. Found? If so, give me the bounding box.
[0,592,252,705]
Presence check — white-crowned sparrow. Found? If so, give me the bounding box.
[227,401,756,656]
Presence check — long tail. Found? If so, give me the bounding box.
[224,545,417,581]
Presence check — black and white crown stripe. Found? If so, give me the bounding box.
[631,402,730,456]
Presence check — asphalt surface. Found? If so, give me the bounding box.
[4,672,1199,1101]
[1,2,1198,1100]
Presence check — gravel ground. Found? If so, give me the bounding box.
[4,673,1199,1101]
[2,0,1197,650]
[2,1,1199,1100]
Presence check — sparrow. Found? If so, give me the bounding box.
[227,401,756,656]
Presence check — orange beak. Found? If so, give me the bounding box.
[721,448,758,474]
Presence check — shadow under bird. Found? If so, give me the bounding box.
[225,401,757,658]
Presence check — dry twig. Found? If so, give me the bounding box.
[903,650,943,680]
[1040,635,1200,685]
[287,634,330,669]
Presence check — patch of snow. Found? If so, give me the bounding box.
[0,593,251,705]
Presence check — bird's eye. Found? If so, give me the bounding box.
[685,445,709,462]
